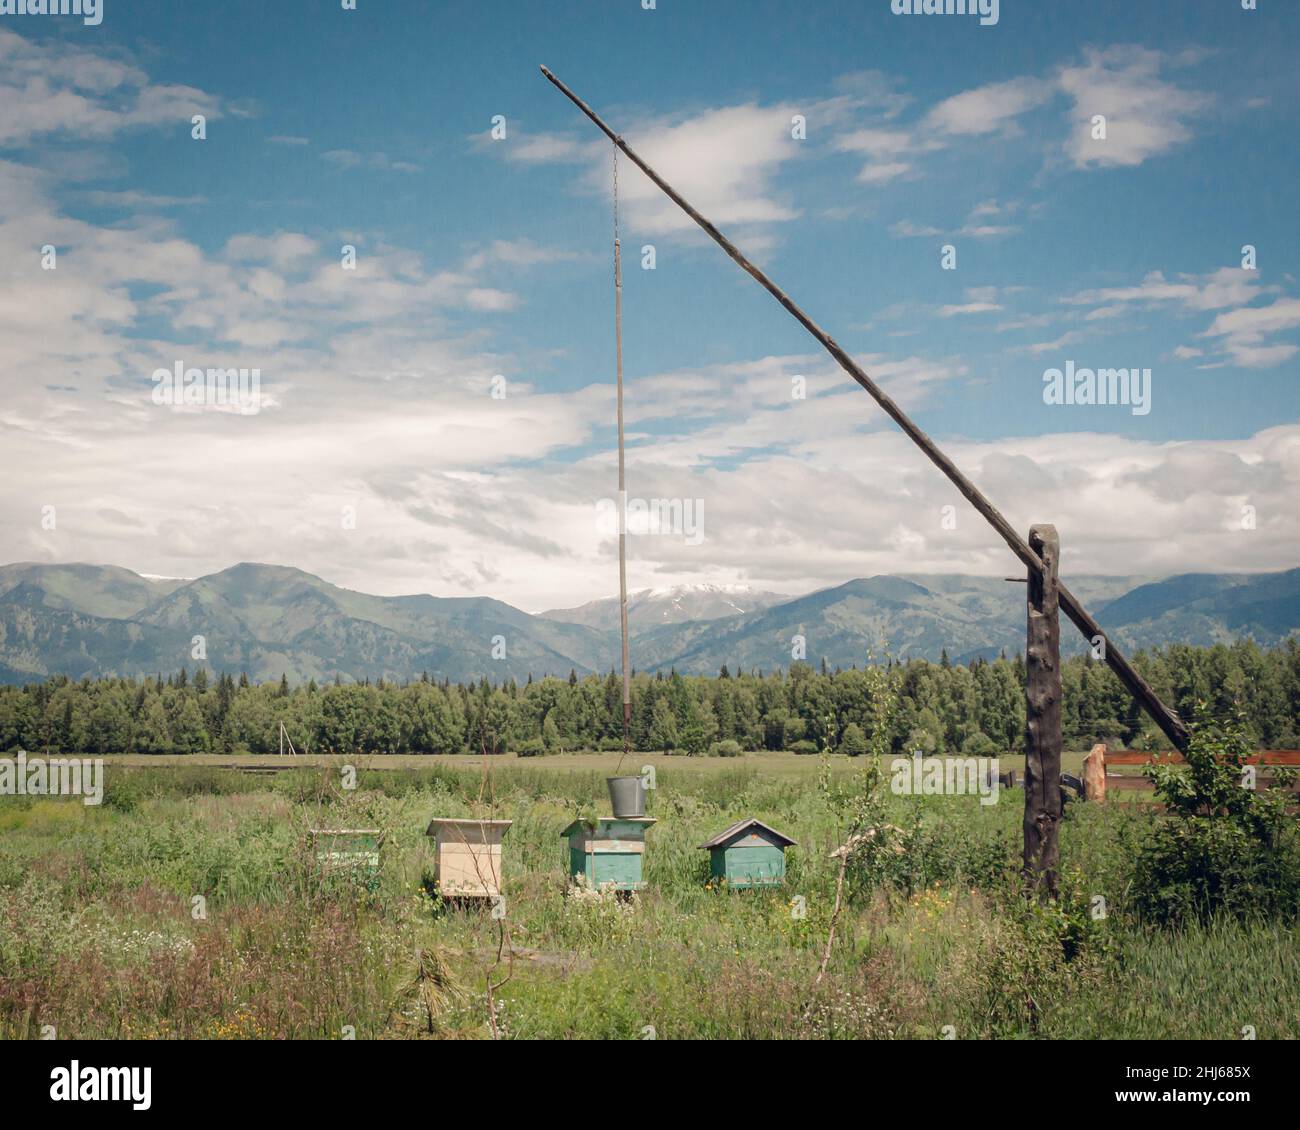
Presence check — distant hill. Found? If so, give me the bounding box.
[0,561,1294,684]
[624,574,1126,672]
[0,562,182,619]
[0,562,613,684]
[1096,569,1300,650]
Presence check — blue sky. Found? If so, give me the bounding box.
[2,0,1298,609]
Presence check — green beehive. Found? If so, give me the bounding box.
[561,817,656,892]
[699,819,796,889]
[309,828,383,885]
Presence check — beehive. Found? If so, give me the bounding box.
[426,818,512,898]
[561,816,656,892]
[699,818,796,889]
[309,828,383,883]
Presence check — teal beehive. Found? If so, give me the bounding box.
[309,828,384,890]
[562,817,656,892]
[700,818,796,889]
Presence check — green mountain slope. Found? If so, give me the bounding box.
[0,562,615,684]
[0,562,1294,684]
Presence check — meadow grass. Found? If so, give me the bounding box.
[0,755,1294,1040]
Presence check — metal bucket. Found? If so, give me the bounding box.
[606,775,646,818]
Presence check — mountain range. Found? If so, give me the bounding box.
[541,583,790,633]
[0,561,1296,685]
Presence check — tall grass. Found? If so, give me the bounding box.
[0,760,1295,1039]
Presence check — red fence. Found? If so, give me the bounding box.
[1101,749,1300,794]
[1105,750,1300,767]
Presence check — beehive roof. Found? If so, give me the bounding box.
[426,817,512,834]
[699,818,797,850]
[560,816,657,836]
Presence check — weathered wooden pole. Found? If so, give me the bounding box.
[538,65,1190,753]
[1023,525,1062,897]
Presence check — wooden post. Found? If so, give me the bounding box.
[1023,524,1062,897]
[1083,742,1107,803]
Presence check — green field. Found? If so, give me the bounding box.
[1,752,1295,1040]
[97,748,1094,773]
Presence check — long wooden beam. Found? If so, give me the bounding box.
[539,65,1190,752]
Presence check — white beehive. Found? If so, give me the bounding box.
[425,818,512,898]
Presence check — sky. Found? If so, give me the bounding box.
[1,0,1298,612]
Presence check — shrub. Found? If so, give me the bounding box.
[943,884,1111,1037]
[1132,704,1300,926]
[515,738,546,758]
[679,721,709,756]
[838,723,868,757]
[960,731,998,757]
[1133,820,1297,925]
[905,727,938,755]
[884,818,1017,895]
[708,739,743,758]
[102,771,145,813]
[789,740,818,755]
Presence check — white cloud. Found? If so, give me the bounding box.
[322,150,420,173]
[498,103,808,237]
[1057,46,1212,169]
[463,239,583,272]
[1063,267,1268,313]
[891,199,1022,242]
[1201,297,1300,368]
[889,219,942,238]
[941,303,1000,317]
[0,28,219,146]
[599,105,804,235]
[502,132,589,163]
[855,161,911,185]
[835,127,913,157]
[1014,331,1086,357]
[82,190,207,209]
[1085,305,1128,322]
[861,45,1213,208]
[839,75,1048,188]
[1062,268,1298,369]
[926,78,1051,136]
[224,232,318,268]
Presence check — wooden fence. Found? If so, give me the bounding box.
[1104,750,1300,766]
[1102,749,1300,794]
